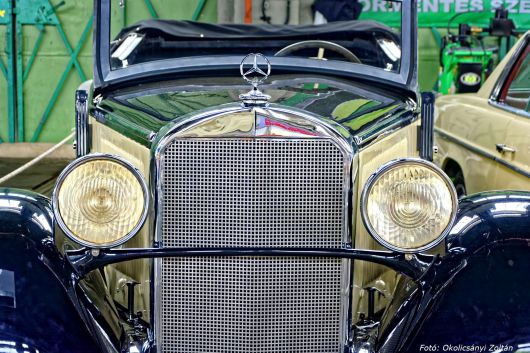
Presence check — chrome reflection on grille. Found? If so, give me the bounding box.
[159,138,349,353]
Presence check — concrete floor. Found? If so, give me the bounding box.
[0,143,74,196]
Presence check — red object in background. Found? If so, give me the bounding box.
[244,0,252,23]
[499,44,530,102]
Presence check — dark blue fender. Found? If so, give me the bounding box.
[0,188,106,353]
[377,191,530,353]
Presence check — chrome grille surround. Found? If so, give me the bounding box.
[154,106,355,353]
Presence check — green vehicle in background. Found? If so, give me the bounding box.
[438,8,516,95]
[438,39,494,94]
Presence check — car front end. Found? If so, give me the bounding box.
[2,1,529,353]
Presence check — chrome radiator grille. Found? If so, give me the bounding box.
[159,138,348,353]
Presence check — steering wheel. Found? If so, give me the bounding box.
[274,40,362,64]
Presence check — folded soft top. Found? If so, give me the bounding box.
[117,19,399,42]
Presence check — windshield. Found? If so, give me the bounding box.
[95,0,414,89]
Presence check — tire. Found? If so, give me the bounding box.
[450,169,467,199]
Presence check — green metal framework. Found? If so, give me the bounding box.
[0,0,14,143]
[0,0,92,143]
[120,0,159,27]
[0,0,208,143]
[119,0,207,26]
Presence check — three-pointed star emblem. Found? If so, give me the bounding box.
[240,53,271,88]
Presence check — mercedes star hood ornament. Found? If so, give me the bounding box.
[239,53,271,107]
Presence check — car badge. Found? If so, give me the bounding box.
[239,53,271,107]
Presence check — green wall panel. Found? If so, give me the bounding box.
[418,28,444,91]
[32,0,217,143]
[2,0,217,143]
[111,0,217,37]
[21,2,93,143]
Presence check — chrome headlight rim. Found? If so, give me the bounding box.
[52,153,149,249]
[361,157,458,253]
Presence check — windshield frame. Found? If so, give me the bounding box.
[93,0,417,92]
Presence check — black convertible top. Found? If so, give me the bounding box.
[95,0,415,91]
[112,19,400,72]
[118,19,399,42]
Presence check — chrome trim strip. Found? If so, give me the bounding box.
[52,153,150,249]
[75,90,89,157]
[435,128,530,179]
[360,158,458,253]
[152,105,357,353]
[353,102,419,149]
[487,33,530,118]
[340,257,353,350]
[488,99,530,119]
[151,106,251,352]
[488,33,530,103]
[418,92,435,161]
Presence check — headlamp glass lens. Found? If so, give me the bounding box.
[56,158,146,247]
[364,161,456,251]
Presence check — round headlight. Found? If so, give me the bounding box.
[53,154,148,248]
[361,158,457,253]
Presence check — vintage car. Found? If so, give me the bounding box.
[434,31,530,197]
[1,1,530,353]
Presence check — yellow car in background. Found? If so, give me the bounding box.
[435,31,530,197]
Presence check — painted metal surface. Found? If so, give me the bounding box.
[75,88,90,157]
[4,184,530,353]
[7,182,530,352]
[69,247,433,282]
[85,74,421,331]
[435,128,530,180]
[92,75,414,148]
[0,188,105,353]
[418,92,435,161]
[3,75,530,352]
[434,32,530,194]
[3,3,529,352]
[0,1,496,144]
[377,191,530,353]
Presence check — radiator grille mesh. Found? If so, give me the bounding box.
[160,138,347,353]
[161,257,343,353]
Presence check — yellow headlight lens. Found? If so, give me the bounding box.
[54,155,148,248]
[361,159,457,253]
